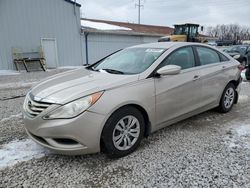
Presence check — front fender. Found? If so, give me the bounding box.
[88,79,156,129]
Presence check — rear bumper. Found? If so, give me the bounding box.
[23,111,107,155]
[245,67,250,80]
[234,76,242,104]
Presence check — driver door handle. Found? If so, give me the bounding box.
[193,75,200,81]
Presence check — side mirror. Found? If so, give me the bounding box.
[233,54,240,60]
[156,65,181,76]
[201,26,204,32]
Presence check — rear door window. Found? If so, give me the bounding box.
[160,47,195,70]
[196,47,220,65]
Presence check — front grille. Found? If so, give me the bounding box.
[24,95,52,118]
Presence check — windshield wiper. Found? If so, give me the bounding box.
[100,69,124,74]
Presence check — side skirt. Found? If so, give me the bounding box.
[151,103,218,133]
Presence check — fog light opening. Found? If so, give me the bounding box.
[53,138,79,145]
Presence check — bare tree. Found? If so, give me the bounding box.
[205,24,250,42]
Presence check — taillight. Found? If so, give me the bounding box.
[237,65,245,71]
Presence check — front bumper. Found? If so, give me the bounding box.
[23,110,107,155]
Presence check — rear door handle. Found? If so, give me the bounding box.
[193,75,200,81]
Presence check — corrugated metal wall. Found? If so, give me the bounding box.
[0,0,83,70]
[83,33,160,64]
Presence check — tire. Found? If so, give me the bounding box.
[246,67,250,80]
[242,59,247,68]
[217,83,236,113]
[101,106,145,158]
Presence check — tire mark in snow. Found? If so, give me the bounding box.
[0,139,50,169]
[0,95,26,101]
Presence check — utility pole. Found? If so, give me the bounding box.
[135,0,143,24]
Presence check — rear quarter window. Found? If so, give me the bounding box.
[196,47,220,65]
[219,53,230,62]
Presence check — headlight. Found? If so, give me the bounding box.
[43,91,103,119]
[233,54,240,59]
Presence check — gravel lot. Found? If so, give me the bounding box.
[0,69,250,187]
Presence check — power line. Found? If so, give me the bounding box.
[135,0,144,24]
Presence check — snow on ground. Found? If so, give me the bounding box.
[0,139,49,169]
[0,81,37,90]
[0,67,81,90]
[81,20,132,31]
[234,123,250,137]
[226,121,250,150]
[0,70,20,76]
[0,113,22,123]
[238,95,249,102]
[241,69,246,80]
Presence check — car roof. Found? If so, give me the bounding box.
[128,42,210,49]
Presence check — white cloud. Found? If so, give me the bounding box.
[77,0,250,27]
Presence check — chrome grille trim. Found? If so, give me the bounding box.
[24,95,52,118]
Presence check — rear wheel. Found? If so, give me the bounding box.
[246,67,250,80]
[242,59,247,68]
[217,83,236,113]
[101,106,145,158]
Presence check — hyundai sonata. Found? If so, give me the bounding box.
[23,42,242,158]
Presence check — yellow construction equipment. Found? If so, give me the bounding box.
[158,23,207,43]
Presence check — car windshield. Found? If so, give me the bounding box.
[174,26,188,35]
[90,48,165,75]
[227,46,247,54]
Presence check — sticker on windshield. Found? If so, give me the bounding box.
[146,49,164,53]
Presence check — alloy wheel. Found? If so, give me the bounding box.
[112,115,140,151]
[224,87,235,109]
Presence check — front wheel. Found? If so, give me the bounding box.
[101,106,145,158]
[217,83,236,113]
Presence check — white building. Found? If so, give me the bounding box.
[0,0,174,70]
[81,19,173,65]
[0,0,83,70]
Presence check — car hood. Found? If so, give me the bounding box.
[30,68,139,104]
